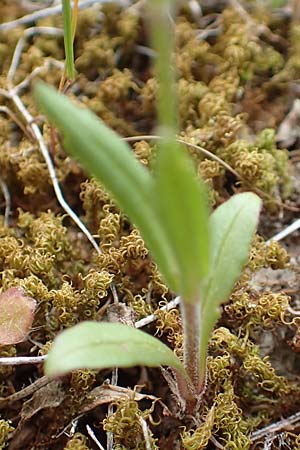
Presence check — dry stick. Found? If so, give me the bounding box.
[0,374,50,409]
[210,436,225,450]
[0,0,130,32]
[0,105,33,140]
[123,135,298,213]
[0,176,11,227]
[250,411,300,442]
[7,27,63,82]
[107,368,118,450]
[123,135,240,177]
[230,0,288,47]
[7,87,103,257]
[0,355,46,365]
[135,296,180,329]
[267,220,300,243]
[86,425,106,450]
[139,416,153,450]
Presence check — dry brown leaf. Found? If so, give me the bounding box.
[0,287,36,345]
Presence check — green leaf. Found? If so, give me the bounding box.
[45,322,186,377]
[198,192,262,372]
[154,140,210,303]
[62,0,75,80]
[34,82,179,292]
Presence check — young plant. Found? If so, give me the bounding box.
[34,0,262,412]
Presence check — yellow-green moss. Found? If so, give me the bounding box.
[0,419,14,450]
[64,432,91,450]
[103,396,158,450]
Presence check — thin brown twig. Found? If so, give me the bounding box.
[0,105,33,141]
[0,374,50,409]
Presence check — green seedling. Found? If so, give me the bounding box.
[34,0,262,412]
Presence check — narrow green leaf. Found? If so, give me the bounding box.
[154,140,210,303]
[34,82,179,292]
[148,0,178,133]
[45,322,185,377]
[62,0,75,80]
[198,192,262,374]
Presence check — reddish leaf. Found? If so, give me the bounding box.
[0,287,36,345]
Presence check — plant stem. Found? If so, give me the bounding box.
[180,300,203,394]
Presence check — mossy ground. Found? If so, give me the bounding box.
[0,1,300,449]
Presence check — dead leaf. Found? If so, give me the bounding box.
[276,99,300,147]
[79,382,159,415]
[20,380,65,422]
[0,287,36,345]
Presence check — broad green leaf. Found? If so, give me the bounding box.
[34,82,179,292]
[45,322,186,377]
[154,140,210,303]
[198,192,262,374]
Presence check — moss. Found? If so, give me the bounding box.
[155,303,183,358]
[0,1,299,448]
[226,291,290,328]
[64,432,91,450]
[209,327,295,403]
[182,379,257,450]
[248,235,290,271]
[103,395,158,450]
[217,129,292,201]
[0,419,14,450]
